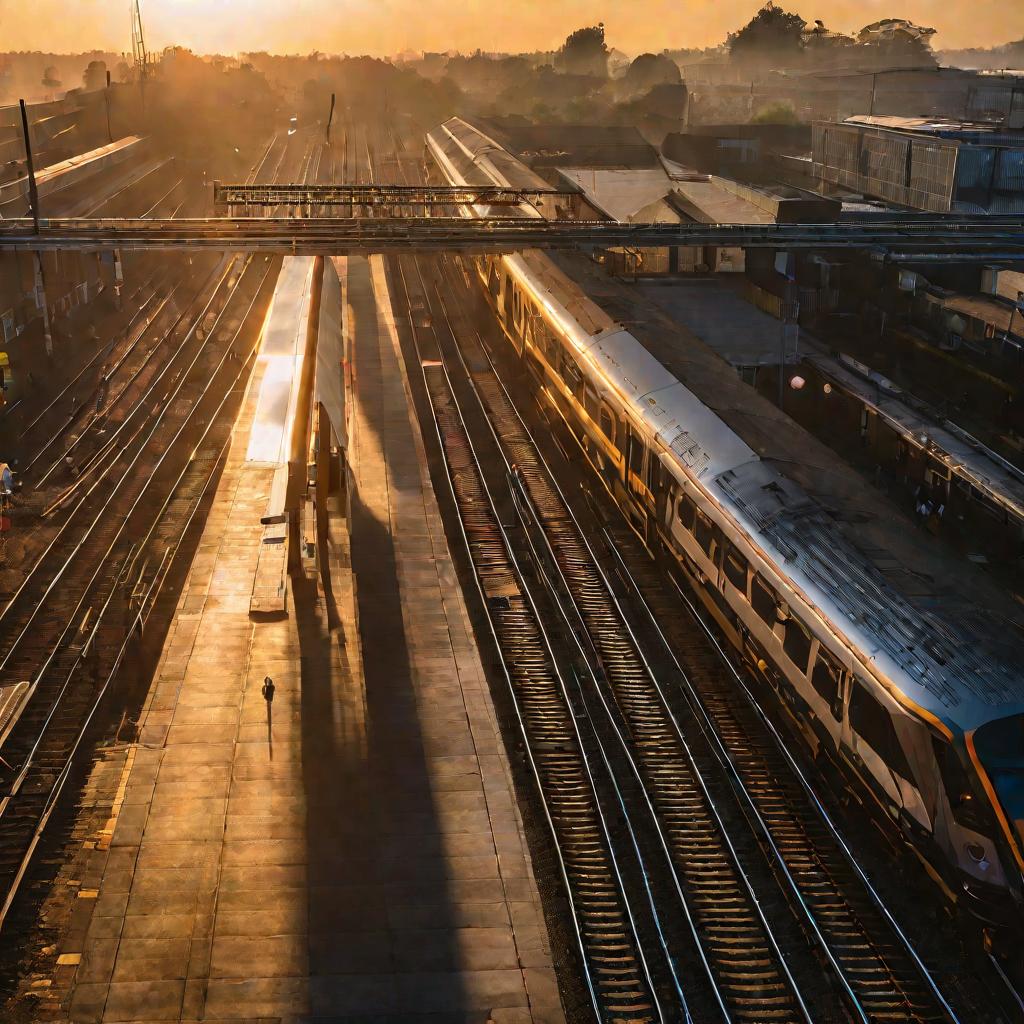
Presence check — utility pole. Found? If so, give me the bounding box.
[326,93,336,146]
[19,99,53,356]
[18,100,40,234]
[104,70,113,143]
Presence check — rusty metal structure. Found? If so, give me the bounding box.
[1,214,1023,259]
[211,181,579,214]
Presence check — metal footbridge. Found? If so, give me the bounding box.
[0,183,1022,259]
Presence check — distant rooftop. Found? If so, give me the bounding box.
[843,114,1024,144]
[555,167,672,221]
[479,120,660,170]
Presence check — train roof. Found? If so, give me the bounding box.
[428,115,1024,734]
[428,117,550,198]
[557,250,1024,731]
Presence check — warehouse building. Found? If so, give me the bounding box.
[811,115,1024,213]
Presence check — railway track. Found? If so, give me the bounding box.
[396,239,978,1024]
[597,520,991,1024]
[420,357,665,1022]
[0,258,244,619]
[379,118,794,1024]
[20,263,221,485]
[0,254,279,932]
[373,137,679,1022]
[0,115,305,941]
[411,262,815,1024]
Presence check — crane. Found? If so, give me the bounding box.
[130,0,149,82]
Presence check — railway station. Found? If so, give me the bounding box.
[0,7,1024,1024]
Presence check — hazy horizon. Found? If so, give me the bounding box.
[1,0,1022,58]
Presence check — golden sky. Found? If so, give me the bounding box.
[2,0,1021,55]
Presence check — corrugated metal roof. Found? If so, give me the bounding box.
[670,179,777,225]
[844,114,1024,145]
[556,167,672,222]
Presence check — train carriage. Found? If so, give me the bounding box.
[427,116,1024,930]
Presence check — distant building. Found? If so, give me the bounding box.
[663,124,811,180]
[554,162,837,276]
[478,120,661,171]
[811,115,1024,213]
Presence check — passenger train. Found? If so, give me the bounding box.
[427,116,1024,932]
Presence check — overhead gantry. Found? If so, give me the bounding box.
[1,214,1024,260]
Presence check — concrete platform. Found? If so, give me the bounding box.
[54,254,562,1023]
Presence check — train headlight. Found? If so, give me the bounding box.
[966,842,988,866]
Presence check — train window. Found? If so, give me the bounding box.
[782,616,813,675]
[706,576,739,629]
[931,737,992,832]
[628,431,645,476]
[694,510,715,557]
[676,493,696,532]
[811,648,843,720]
[562,358,583,396]
[723,544,748,593]
[502,279,515,324]
[751,574,778,627]
[645,449,659,493]
[849,682,913,780]
[599,407,616,446]
[533,321,549,358]
[487,264,500,300]
[583,385,600,423]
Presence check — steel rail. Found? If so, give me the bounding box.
[417,355,665,1023]
[26,285,182,481]
[0,278,268,933]
[438,282,812,1024]
[398,290,667,1018]
[475,312,961,1019]
[246,133,280,186]
[495,400,867,1021]
[501,468,699,1022]
[0,258,239,653]
[15,274,165,443]
[139,175,185,219]
[388,175,667,1019]
[82,158,174,218]
[610,533,966,1024]
[39,256,242,496]
[0,550,164,933]
[435,248,968,1022]
[214,182,580,208]
[0,256,263,752]
[598,525,968,1023]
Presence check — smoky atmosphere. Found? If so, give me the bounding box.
[0,2,1023,1023]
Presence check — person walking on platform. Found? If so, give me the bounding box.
[261,676,275,703]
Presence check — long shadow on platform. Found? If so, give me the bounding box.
[295,254,465,1020]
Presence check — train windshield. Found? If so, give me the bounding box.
[974,715,1024,849]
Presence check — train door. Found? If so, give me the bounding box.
[501,274,514,325]
[486,259,501,304]
[623,426,649,535]
[847,679,929,828]
[807,643,845,750]
[626,427,646,497]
